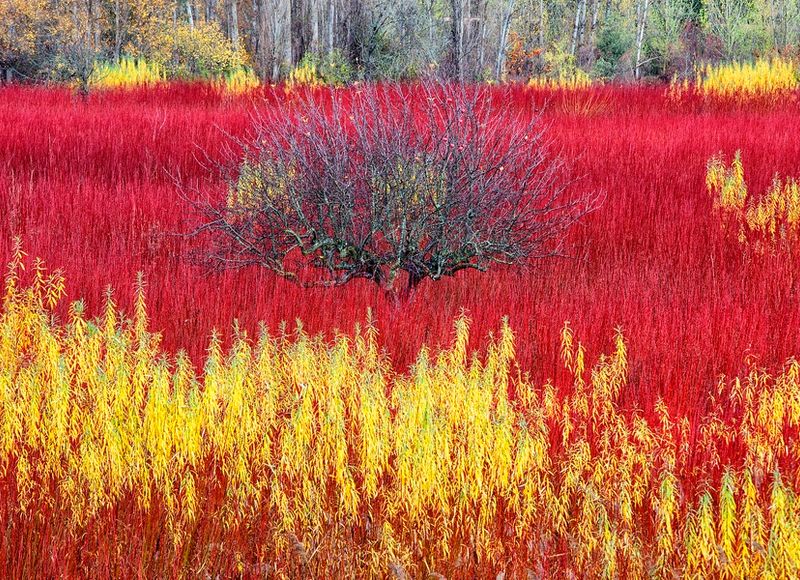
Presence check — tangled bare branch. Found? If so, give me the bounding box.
[189,82,598,299]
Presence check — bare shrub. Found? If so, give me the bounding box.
[191,83,597,299]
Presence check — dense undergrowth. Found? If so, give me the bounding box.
[1,82,800,576]
[1,83,799,414]
[1,250,800,577]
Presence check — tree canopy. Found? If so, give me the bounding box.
[1,0,798,84]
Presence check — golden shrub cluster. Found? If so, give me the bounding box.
[287,59,324,88]
[89,56,259,93]
[698,58,798,100]
[527,68,593,91]
[2,243,800,577]
[669,57,799,103]
[90,57,166,89]
[707,151,800,248]
[218,66,261,94]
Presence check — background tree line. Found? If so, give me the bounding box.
[1,0,799,84]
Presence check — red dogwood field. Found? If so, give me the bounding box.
[1,83,799,422]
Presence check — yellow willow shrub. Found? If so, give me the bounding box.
[669,57,799,103]
[3,250,800,576]
[287,59,323,88]
[90,57,165,89]
[698,57,799,101]
[286,50,353,90]
[216,66,261,94]
[90,58,258,94]
[707,150,800,249]
[707,150,748,212]
[666,75,692,103]
[527,67,594,91]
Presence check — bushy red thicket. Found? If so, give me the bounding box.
[1,83,799,419]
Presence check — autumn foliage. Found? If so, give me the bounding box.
[2,248,800,577]
[1,82,800,576]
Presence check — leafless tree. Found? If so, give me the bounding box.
[190,82,597,299]
[56,40,99,95]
